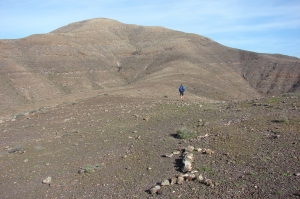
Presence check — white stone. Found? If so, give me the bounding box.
[184,153,194,162]
[161,180,170,186]
[186,173,196,181]
[150,185,161,194]
[164,153,173,158]
[172,150,181,155]
[186,146,194,152]
[42,176,52,184]
[182,160,192,172]
[197,174,204,183]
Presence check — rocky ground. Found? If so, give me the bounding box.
[0,93,299,198]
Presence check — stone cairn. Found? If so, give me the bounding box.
[149,146,215,195]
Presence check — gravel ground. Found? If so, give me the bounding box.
[0,93,299,198]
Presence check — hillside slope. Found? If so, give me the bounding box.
[1,18,299,113]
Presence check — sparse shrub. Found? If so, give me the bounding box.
[94,164,103,170]
[78,164,103,174]
[279,115,288,123]
[203,166,212,172]
[282,93,294,97]
[271,115,288,123]
[176,127,196,139]
[197,166,212,173]
[241,102,250,108]
[15,113,25,119]
[282,171,291,177]
[249,171,255,176]
[80,165,95,174]
[29,109,38,114]
[276,191,281,195]
[266,96,282,104]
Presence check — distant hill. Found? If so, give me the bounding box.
[1,18,299,112]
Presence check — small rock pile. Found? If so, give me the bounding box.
[149,146,216,195]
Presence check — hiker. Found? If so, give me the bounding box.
[179,84,186,100]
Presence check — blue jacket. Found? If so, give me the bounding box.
[179,86,186,93]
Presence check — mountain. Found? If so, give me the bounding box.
[1,18,300,113]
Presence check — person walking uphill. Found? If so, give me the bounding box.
[179,84,186,100]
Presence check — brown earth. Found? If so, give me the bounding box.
[0,18,300,198]
[0,92,299,198]
[1,18,300,114]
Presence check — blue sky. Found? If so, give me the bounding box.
[1,0,300,58]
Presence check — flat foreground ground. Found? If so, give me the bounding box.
[0,93,299,198]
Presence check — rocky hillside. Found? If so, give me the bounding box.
[1,18,299,113]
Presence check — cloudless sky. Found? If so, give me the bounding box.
[1,0,300,58]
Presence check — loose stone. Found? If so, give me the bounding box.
[42,176,52,184]
[182,152,194,172]
[184,153,194,162]
[164,153,173,158]
[182,160,192,173]
[186,173,196,181]
[177,176,184,185]
[186,146,194,152]
[161,180,170,186]
[150,185,161,194]
[197,174,204,183]
[172,150,181,155]
[203,149,214,155]
[204,179,214,187]
[170,177,177,185]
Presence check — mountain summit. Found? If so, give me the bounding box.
[1,18,299,113]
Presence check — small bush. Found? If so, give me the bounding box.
[266,96,282,104]
[15,113,25,119]
[29,109,38,114]
[78,164,103,174]
[203,166,212,172]
[271,115,288,123]
[80,165,95,174]
[176,127,196,139]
